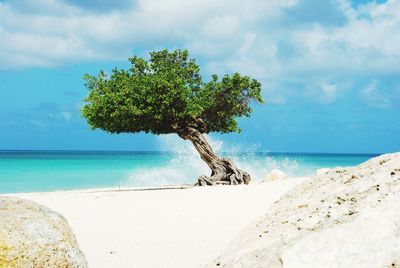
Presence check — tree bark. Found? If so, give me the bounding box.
[176,127,251,186]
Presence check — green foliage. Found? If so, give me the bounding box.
[82,49,263,135]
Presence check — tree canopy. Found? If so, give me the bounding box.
[82,49,263,135]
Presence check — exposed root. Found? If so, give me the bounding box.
[196,158,251,186]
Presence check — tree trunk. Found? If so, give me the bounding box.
[176,127,251,186]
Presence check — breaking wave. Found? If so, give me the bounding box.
[122,135,314,187]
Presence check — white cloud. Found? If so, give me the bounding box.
[360,80,391,108]
[60,111,72,121]
[320,83,339,103]
[0,0,399,104]
[333,0,400,57]
[0,0,298,69]
[298,79,351,104]
[202,15,239,38]
[30,119,46,128]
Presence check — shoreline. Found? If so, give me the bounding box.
[5,177,310,268]
[3,184,195,196]
[2,176,311,196]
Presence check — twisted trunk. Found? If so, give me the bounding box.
[176,127,251,186]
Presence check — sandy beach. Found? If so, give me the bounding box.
[5,178,308,268]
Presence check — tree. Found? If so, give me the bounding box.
[82,49,263,186]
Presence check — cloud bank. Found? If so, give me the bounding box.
[0,0,399,107]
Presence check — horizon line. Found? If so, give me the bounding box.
[0,149,384,156]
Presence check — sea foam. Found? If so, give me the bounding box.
[123,135,305,187]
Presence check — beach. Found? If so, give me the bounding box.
[1,0,398,266]
[6,178,309,268]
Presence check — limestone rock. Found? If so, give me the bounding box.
[263,169,287,182]
[211,153,400,268]
[0,197,88,268]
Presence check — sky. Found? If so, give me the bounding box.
[0,0,399,153]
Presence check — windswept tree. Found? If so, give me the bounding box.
[82,49,263,185]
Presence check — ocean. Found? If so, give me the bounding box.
[0,150,377,194]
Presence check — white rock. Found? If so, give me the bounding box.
[263,169,287,182]
[0,197,88,268]
[211,153,400,268]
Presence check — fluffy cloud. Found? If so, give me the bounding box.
[0,0,399,106]
[360,80,392,108]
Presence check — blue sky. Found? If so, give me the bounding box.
[0,0,399,153]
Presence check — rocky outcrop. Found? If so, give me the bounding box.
[0,197,88,268]
[211,153,400,268]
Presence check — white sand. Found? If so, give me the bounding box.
[7,178,308,268]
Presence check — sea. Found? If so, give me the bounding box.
[0,149,378,194]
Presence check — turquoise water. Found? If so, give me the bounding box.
[0,150,377,194]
